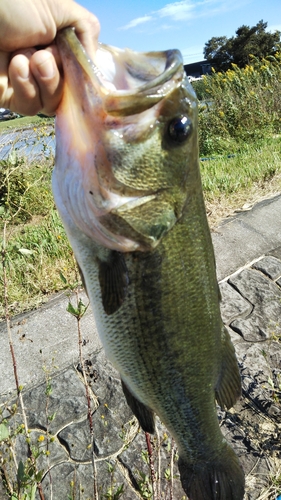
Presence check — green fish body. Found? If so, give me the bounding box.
[53,28,245,500]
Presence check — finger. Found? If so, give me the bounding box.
[59,3,100,60]
[8,50,41,115]
[72,13,100,60]
[29,50,62,115]
[8,49,62,116]
[0,51,10,108]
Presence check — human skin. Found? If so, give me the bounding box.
[0,0,99,115]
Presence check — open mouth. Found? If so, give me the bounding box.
[56,28,184,116]
[54,28,191,253]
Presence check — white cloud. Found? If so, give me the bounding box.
[119,0,251,31]
[157,1,194,21]
[120,15,153,30]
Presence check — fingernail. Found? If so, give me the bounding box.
[37,54,56,79]
[17,60,30,80]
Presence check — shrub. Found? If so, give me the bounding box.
[196,53,281,155]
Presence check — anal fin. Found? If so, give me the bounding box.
[215,326,241,410]
[121,380,155,434]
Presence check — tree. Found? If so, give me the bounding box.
[204,20,281,71]
[203,36,233,71]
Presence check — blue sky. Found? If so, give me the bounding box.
[78,0,281,63]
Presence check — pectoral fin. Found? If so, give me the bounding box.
[215,326,241,410]
[121,380,155,434]
[98,251,129,315]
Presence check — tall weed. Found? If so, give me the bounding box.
[0,151,76,318]
[193,53,281,155]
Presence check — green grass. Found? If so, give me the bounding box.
[1,125,281,318]
[0,115,54,131]
[0,141,77,318]
[1,210,76,317]
[0,157,53,224]
[201,136,281,199]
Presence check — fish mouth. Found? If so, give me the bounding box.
[57,27,183,116]
[54,28,190,252]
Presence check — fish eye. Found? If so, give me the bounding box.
[168,116,192,143]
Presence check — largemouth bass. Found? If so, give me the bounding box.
[53,28,245,500]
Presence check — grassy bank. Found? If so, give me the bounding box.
[1,133,280,318]
[201,136,281,224]
[0,137,76,317]
[0,115,54,131]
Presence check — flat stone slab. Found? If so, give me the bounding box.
[213,194,281,281]
[229,268,281,341]
[0,349,183,500]
[0,290,101,396]
[219,280,252,324]
[252,255,281,280]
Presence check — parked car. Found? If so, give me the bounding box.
[187,75,203,82]
[0,108,20,121]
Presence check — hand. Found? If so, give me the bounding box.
[0,0,99,115]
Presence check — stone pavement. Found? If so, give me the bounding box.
[1,194,281,499]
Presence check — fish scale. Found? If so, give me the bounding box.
[53,27,245,499]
